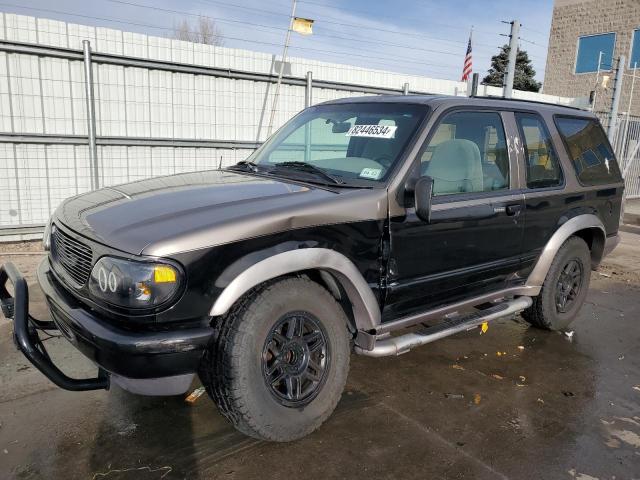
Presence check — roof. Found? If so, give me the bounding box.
[320,94,593,117]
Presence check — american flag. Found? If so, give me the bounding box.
[461,33,473,81]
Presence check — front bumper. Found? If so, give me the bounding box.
[0,259,214,395]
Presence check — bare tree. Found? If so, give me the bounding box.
[173,16,224,46]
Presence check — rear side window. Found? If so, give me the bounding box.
[515,113,563,189]
[555,117,622,185]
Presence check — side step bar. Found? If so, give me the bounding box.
[355,296,532,357]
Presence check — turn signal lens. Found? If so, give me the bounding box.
[154,265,177,283]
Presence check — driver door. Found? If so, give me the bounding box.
[383,109,525,321]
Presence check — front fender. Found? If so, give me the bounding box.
[209,248,381,331]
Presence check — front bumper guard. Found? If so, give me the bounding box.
[0,262,110,391]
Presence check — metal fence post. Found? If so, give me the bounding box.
[471,73,480,97]
[304,71,312,162]
[608,55,625,141]
[82,40,99,190]
[403,83,409,95]
[305,71,313,108]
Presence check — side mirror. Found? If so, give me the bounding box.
[414,176,434,223]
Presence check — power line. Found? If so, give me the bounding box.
[3,0,536,78]
[197,0,506,55]
[0,3,283,42]
[520,23,550,40]
[103,0,490,62]
[124,0,506,53]
[194,0,290,20]
[519,37,548,49]
[0,3,461,74]
[298,0,504,39]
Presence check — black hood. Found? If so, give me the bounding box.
[54,170,384,256]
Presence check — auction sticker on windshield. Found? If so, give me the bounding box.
[346,125,397,138]
[359,167,382,180]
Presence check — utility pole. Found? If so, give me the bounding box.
[607,55,625,141]
[267,0,297,138]
[503,20,520,99]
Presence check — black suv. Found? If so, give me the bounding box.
[1,95,623,442]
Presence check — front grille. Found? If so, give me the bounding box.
[51,225,93,286]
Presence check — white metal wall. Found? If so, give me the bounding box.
[0,12,589,240]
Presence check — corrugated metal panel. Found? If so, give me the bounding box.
[0,143,20,227]
[9,54,43,134]
[149,69,173,138]
[69,60,87,135]
[5,14,37,43]
[95,63,126,136]
[0,52,12,132]
[36,18,68,48]
[125,67,150,137]
[15,143,48,224]
[40,57,73,134]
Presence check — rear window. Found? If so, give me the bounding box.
[555,116,622,185]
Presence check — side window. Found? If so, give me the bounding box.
[420,111,509,196]
[555,116,622,186]
[515,113,563,189]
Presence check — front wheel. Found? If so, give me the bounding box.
[199,277,351,442]
[522,236,591,330]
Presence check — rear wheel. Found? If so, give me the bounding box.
[199,277,351,441]
[522,236,591,330]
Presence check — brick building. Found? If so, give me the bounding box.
[543,0,640,116]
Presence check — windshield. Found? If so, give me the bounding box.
[244,103,427,185]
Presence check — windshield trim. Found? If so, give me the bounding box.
[224,166,376,191]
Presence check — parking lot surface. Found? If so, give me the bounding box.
[1,233,639,480]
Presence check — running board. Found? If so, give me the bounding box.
[355,297,532,357]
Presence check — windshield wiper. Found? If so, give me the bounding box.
[274,161,344,185]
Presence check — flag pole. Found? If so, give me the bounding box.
[267,0,297,138]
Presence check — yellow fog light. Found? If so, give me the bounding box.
[154,265,177,283]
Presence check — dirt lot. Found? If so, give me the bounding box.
[1,233,639,480]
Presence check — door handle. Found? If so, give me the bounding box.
[505,204,522,216]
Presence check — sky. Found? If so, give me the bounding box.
[5,0,555,83]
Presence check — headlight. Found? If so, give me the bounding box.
[88,257,183,309]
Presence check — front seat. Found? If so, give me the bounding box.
[424,139,483,195]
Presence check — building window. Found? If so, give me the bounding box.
[631,29,640,69]
[575,33,615,74]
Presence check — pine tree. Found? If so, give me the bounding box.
[482,45,541,92]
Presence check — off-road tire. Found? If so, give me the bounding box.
[199,277,351,442]
[522,236,591,330]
